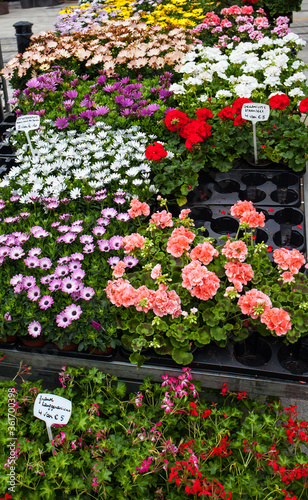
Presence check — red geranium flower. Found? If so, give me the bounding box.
[299,97,308,113]
[217,106,234,120]
[269,93,290,110]
[145,142,168,161]
[164,109,190,134]
[232,97,253,115]
[195,107,213,120]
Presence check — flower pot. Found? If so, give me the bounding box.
[0,334,17,343]
[278,340,308,375]
[88,346,114,355]
[54,342,78,351]
[234,330,272,367]
[0,2,9,15]
[21,336,46,347]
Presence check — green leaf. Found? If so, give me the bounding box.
[176,195,187,206]
[136,323,154,336]
[172,348,193,365]
[129,352,149,369]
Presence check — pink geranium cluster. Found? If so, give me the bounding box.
[230,200,265,228]
[190,241,218,265]
[150,210,173,229]
[260,308,292,336]
[128,198,150,219]
[121,233,146,253]
[222,236,253,292]
[105,279,182,318]
[167,226,195,258]
[273,248,305,275]
[182,260,220,300]
[238,289,272,319]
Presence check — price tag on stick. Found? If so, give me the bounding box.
[16,115,40,159]
[241,103,270,164]
[34,394,72,450]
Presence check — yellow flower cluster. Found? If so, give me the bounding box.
[59,0,133,19]
[141,0,211,29]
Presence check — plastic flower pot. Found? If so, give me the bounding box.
[88,346,114,355]
[278,340,308,375]
[0,334,16,343]
[21,336,46,347]
[234,330,272,367]
[53,342,78,351]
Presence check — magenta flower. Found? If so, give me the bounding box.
[54,265,69,277]
[107,256,120,266]
[70,226,83,234]
[97,239,110,252]
[22,276,36,289]
[39,295,54,310]
[109,235,123,250]
[20,212,31,219]
[51,222,61,228]
[83,244,95,254]
[39,257,53,270]
[28,321,41,337]
[57,256,71,264]
[68,260,82,272]
[24,256,40,268]
[92,226,106,237]
[96,218,110,226]
[70,252,84,260]
[49,279,63,292]
[55,116,69,129]
[0,246,11,257]
[101,208,117,219]
[71,269,85,280]
[27,286,41,301]
[62,232,77,244]
[56,311,72,328]
[59,214,72,221]
[80,235,93,245]
[10,274,23,286]
[123,256,138,268]
[40,275,54,285]
[4,312,12,321]
[61,277,79,294]
[80,287,95,301]
[64,304,82,320]
[10,246,25,260]
[117,213,130,222]
[28,247,42,257]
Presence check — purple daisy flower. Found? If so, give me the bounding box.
[14,284,24,294]
[51,222,61,228]
[28,320,41,337]
[39,295,54,310]
[40,257,53,270]
[10,274,23,286]
[114,190,126,197]
[20,212,31,219]
[28,248,42,257]
[109,235,123,250]
[59,214,72,221]
[92,226,106,237]
[123,256,139,268]
[70,252,84,260]
[57,225,70,233]
[116,213,130,222]
[55,116,69,129]
[96,218,110,226]
[72,220,84,226]
[62,232,77,244]
[83,244,95,254]
[97,239,110,252]
[61,277,79,294]
[54,265,69,277]
[27,286,41,301]
[114,197,126,205]
[57,256,71,265]
[10,246,25,260]
[101,208,117,219]
[94,194,107,201]
[16,233,30,244]
[80,234,93,245]
[46,201,60,210]
[0,246,10,258]
[57,236,65,243]
[56,311,72,328]
[107,256,120,266]
[10,194,20,202]
[79,287,95,301]
[40,275,54,285]
[71,269,85,281]
[4,313,11,321]
[24,256,40,268]
[68,260,82,272]
[70,226,83,234]
[60,198,71,205]
[65,90,78,99]
[49,279,63,292]
[22,276,36,289]
[64,304,82,320]
[33,229,49,239]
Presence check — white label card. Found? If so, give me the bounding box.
[34,394,72,442]
[241,103,270,123]
[16,115,40,132]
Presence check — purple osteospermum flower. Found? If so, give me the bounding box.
[101,208,117,219]
[4,216,20,224]
[40,257,53,270]
[96,218,110,226]
[0,246,10,257]
[109,236,123,250]
[22,276,36,289]
[57,236,65,243]
[80,234,93,245]
[83,244,95,254]
[60,198,71,205]
[14,283,24,294]
[59,214,72,221]
[46,201,60,210]
[62,232,77,244]
[64,304,82,320]
[56,311,72,328]
[49,279,63,292]
[57,225,70,233]
[114,197,126,205]
[70,226,83,234]
[61,277,79,294]
[65,90,78,99]
[72,220,83,226]
[71,269,85,281]
[10,246,25,260]
[16,233,30,244]
[97,239,110,252]
[114,190,126,197]
[10,194,20,202]
[51,222,61,228]
[123,256,139,268]
[24,256,40,268]
[70,252,84,260]
[4,312,11,321]
[94,194,107,201]
[54,265,69,277]
[83,195,92,203]
[20,212,31,219]
[33,229,49,239]
[55,116,69,129]
[28,248,42,257]
[28,320,41,337]
[39,295,54,310]
[57,256,71,264]
[40,275,53,285]
[116,213,130,222]
[92,226,106,237]
[27,286,41,301]
[94,106,109,116]
[79,287,95,301]
[10,274,23,286]
[107,256,120,266]
[68,260,82,272]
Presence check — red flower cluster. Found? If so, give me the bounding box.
[269,93,290,110]
[145,141,168,161]
[217,98,252,126]
[299,97,308,113]
[165,108,212,151]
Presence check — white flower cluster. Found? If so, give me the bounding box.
[170,34,307,99]
[3,122,157,202]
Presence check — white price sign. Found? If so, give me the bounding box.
[241,103,270,123]
[34,394,72,443]
[16,115,40,131]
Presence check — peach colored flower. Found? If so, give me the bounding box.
[112,261,127,278]
[171,226,195,242]
[190,242,218,265]
[282,271,295,283]
[239,210,265,228]
[105,279,138,307]
[152,285,182,318]
[221,239,248,262]
[128,198,150,218]
[135,285,156,313]
[151,264,162,279]
[121,233,145,253]
[238,289,272,319]
[167,235,191,258]
[179,209,191,220]
[182,260,220,300]
[273,248,305,274]
[230,200,255,218]
[224,261,254,292]
[260,308,292,336]
[150,210,173,229]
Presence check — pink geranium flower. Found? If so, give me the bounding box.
[182,260,220,300]
[150,210,173,229]
[222,239,248,262]
[128,198,150,218]
[190,241,219,265]
[238,289,272,319]
[224,261,254,292]
[260,308,292,336]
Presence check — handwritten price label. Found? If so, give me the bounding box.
[16,115,40,132]
[34,394,72,445]
[241,103,270,123]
